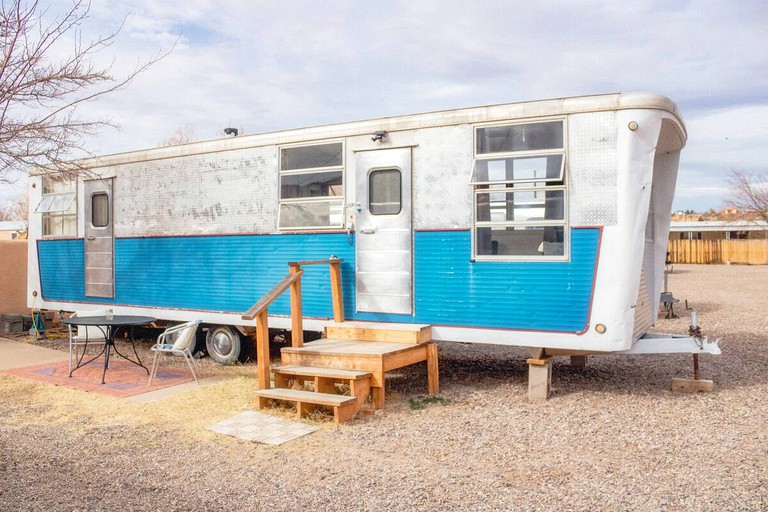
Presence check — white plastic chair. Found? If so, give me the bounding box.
[148,320,202,386]
[67,309,108,372]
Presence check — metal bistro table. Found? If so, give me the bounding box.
[61,315,156,384]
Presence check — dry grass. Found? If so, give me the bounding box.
[0,374,262,440]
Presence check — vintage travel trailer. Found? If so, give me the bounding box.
[27,92,719,374]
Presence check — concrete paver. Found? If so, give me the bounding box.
[208,410,319,445]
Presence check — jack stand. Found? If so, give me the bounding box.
[659,270,679,319]
[672,353,714,393]
[672,310,714,393]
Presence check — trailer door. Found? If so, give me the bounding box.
[84,179,114,298]
[354,148,412,315]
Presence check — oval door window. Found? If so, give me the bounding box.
[91,193,109,227]
[369,168,401,215]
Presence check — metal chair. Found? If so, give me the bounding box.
[148,320,202,386]
[67,309,108,372]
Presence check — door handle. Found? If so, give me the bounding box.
[86,236,96,240]
[360,227,377,234]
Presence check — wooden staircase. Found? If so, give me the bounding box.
[255,321,439,424]
[243,259,439,424]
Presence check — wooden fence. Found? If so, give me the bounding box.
[668,239,768,265]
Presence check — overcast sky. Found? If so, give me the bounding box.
[3,0,767,212]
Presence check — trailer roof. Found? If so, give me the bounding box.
[33,92,685,174]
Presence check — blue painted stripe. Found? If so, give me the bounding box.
[410,229,598,331]
[37,239,87,301]
[38,229,599,332]
[115,234,356,317]
[39,234,357,316]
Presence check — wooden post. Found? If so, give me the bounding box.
[372,387,385,409]
[427,343,440,395]
[527,356,553,402]
[330,260,344,323]
[289,264,304,347]
[256,310,270,390]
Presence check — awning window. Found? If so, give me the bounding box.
[35,192,76,213]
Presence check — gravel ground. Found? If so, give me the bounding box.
[1,264,766,511]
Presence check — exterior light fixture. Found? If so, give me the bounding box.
[371,130,387,143]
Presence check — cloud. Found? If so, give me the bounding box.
[674,185,731,199]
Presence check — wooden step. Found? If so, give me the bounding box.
[271,365,372,416]
[324,321,431,344]
[272,365,371,381]
[256,388,358,424]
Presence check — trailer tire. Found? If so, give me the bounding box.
[205,326,244,365]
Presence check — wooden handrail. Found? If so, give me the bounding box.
[243,257,345,391]
[241,271,303,320]
[287,257,344,267]
[242,270,304,391]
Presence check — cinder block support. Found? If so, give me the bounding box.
[671,378,714,393]
[570,355,588,368]
[527,356,553,402]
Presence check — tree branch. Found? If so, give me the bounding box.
[0,0,173,182]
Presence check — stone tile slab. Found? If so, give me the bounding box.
[208,411,319,445]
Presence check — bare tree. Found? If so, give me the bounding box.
[0,190,28,232]
[0,0,171,183]
[160,124,197,146]
[727,169,768,224]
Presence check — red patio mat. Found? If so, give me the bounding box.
[1,358,198,398]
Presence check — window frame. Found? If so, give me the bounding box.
[277,140,345,231]
[38,177,77,238]
[471,117,569,262]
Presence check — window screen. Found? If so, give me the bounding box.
[91,193,109,227]
[476,121,563,154]
[280,143,343,171]
[369,169,401,215]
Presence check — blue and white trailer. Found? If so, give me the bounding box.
[27,92,719,370]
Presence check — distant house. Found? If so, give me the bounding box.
[669,220,768,240]
[0,221,27,240]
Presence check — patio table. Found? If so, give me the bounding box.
[61,315,156,384]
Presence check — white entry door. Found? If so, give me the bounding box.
[355,148,412,314]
